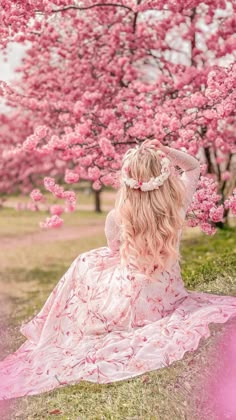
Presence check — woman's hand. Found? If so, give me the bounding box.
[148,139,162,148]
[141,139,172,156]
[142,139,163,149]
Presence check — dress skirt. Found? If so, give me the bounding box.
[0,246,236,400]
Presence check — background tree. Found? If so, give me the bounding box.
[0,0,235,231]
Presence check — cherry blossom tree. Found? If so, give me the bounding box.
[0,0,235,231]
[0,112,67,196]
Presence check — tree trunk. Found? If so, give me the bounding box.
[215,221,225,229]
[94,189,102,213]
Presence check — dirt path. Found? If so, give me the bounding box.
[1,219,105,249]
[1,214,204,250]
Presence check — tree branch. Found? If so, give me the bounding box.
[35,3,133,15]
[132,0,142,33]
[204,147,214,174]
[190,7,197,67]
[214,149,221,182]
[221,153,233,200]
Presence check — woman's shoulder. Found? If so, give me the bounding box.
[106,208,120,225]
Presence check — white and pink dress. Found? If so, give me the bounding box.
[0,149,236,400]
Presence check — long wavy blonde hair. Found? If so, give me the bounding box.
[115,142,187,275]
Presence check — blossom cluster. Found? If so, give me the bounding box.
[30,189,43,202]
[34,177,77,227]
[0,0,235,231]
[40,215,64,229]
[186,175,225,235]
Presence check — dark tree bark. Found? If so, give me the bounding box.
[94,189,102,213]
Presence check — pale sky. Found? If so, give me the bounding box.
[0,43,26,113]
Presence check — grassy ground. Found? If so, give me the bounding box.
[0,206,235,420]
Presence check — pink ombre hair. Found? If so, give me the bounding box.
[115,142,187,275]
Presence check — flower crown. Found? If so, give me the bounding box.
[122,150,171,192]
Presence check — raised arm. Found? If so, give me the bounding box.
[104,208,121,252]
[164,146,201,211]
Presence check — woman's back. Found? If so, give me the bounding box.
[105,145,201,272]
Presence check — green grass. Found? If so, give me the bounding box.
[180,226,236,293]
[0,207,236,419]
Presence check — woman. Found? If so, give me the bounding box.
[0,140,236,400]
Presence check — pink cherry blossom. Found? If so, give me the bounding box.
[200,222,217,236]
[40,215,64,229]
[50,205,64,216]
[198,324,236,419]
[209,205,224,223]
[63,191,76,203]
[30,189,43,202]
[64,170,80,184]
[44,177,56,193]
[92,181,102,191]
[88,167,101,181]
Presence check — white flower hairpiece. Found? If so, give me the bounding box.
[122,150,171,192]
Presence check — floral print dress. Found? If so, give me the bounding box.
[0,150,236,400]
